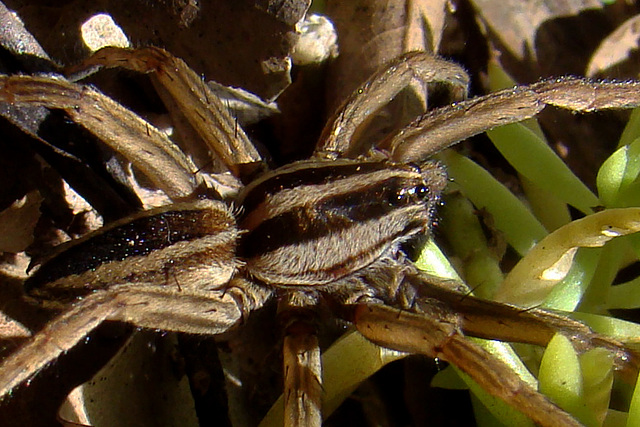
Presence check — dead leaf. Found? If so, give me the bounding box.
[325,0,450,110]
[587,14,640,77]
[0,192,42,253]
[469,0,603,68]
[3,0,312,100]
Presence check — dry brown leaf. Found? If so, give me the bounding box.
[59,332,199,427]
[325,0,450,111]
[469,0,603,66]
[0,311,30,340]
[587,14,640,77]
[0,192,42,253]
[3,0,311,100]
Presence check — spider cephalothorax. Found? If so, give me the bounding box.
[237,159,447,288]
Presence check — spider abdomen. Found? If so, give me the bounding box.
[238,159,447,287]
[25,199,238,306]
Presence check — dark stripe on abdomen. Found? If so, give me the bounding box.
[26,205,232,290]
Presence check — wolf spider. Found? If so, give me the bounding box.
[1,45,640,427]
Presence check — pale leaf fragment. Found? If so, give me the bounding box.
[0,311,30,340]
[495,208,640,306]
[587,14,640,77]
[470,0,602,62]
[0,191,42,253]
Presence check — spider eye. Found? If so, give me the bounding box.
[395,184,429,203]
[416,184,428,198]
[406,162,422,173]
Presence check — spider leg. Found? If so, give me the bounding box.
[282,323,322,427]
[0,291,123,401]
[278,294,323,427]
[65,46,264,179]
[385,78,640,162]
[351,302,584,427]
[411,273,639,381]
[314,51,469,158]
[0,282,263,401]
[0,74,199,200]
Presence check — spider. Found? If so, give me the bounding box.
[1,38,640,427]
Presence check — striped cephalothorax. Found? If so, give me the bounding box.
[1,44,640,427]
